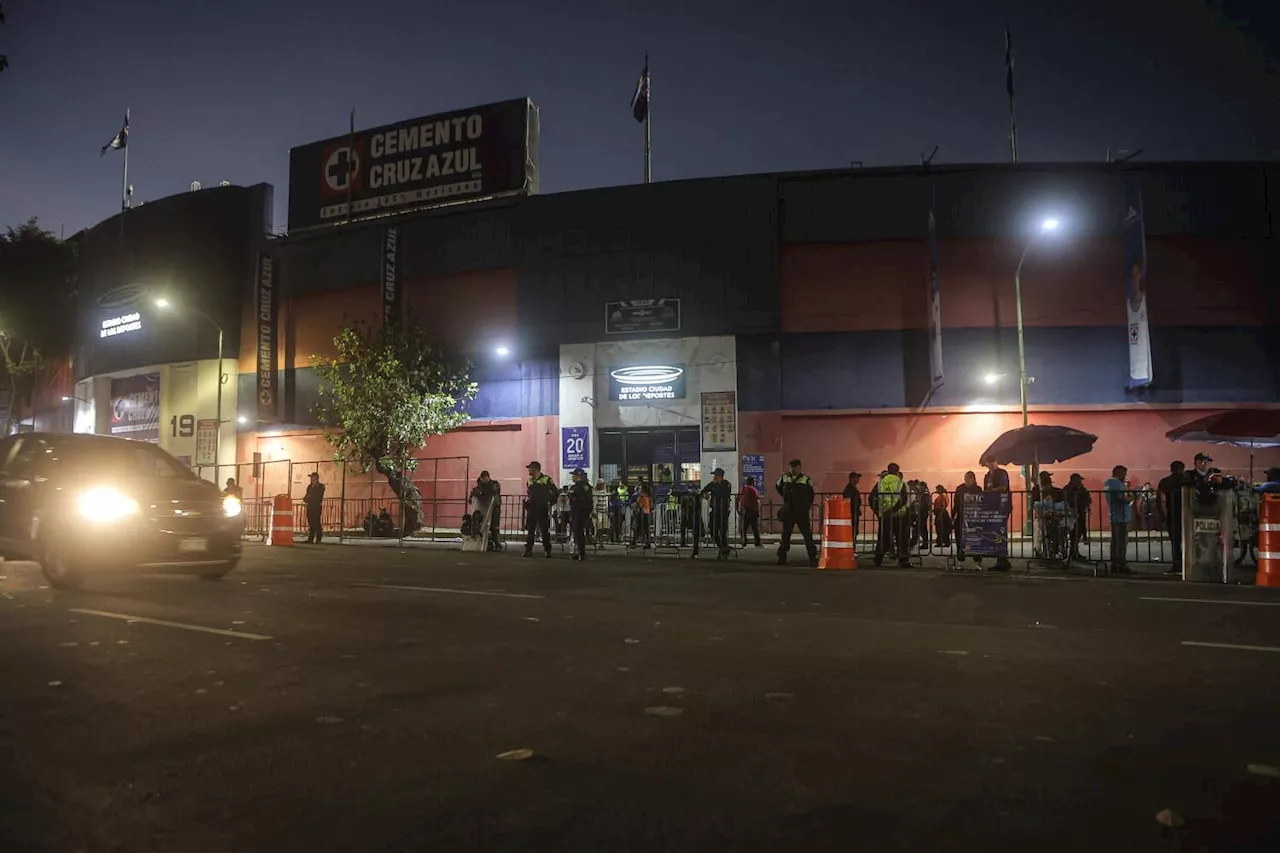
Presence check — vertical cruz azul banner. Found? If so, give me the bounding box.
[927,183,943,388]
[1123,177,1152,387]
[256,253,279,422]
[382,227,400,330]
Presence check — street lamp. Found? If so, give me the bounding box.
[155,298,225,466]
[60,395,90,404]
[1013,217,1063,428]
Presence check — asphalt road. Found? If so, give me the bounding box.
[2,543,1278,852]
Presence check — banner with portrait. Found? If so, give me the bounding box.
[1123,177,1152,387]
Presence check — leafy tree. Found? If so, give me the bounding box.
[0,218,77,434]
[311,323,477,535]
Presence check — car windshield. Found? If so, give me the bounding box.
[47,440,196,481]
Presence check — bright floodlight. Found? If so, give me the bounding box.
[61,396,71,402]
[983,372,1001,385]
[154,297,170,308]
[495,346,510,357]
[1041,218,1061,232]
[237,415,248,424]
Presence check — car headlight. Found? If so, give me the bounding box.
[223,495,243,518]
[78,487,140,524]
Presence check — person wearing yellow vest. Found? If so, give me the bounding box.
[775,458,818,566]
[871,463,910,567]
[523,461,557,557]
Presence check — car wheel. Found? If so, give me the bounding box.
[39,544,86,590]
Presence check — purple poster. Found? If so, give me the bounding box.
[562,426,589,470]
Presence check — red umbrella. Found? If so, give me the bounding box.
[1166,410,1280,480]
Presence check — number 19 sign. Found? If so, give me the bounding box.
[562,426,589,470]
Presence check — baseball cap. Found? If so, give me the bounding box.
[712,467,725,476]
[572,467,585,476]
[526,461,541,469]
[1194,452,1213,463]
[788,458,802,467]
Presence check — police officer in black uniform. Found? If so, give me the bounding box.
[568,468,594,561]
[700,467,733,559]
[523,461,557,558]
[776,458,818,566]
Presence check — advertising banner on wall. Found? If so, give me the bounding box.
[959,491,1009,557]
[605,299,681,335]
[608,364,686,404]
[927,183,944,388]
[195,419,218,466]
[382,226,401,331]
[256,253,279,422]
[700,391,737,452]
[1123,177,1152,388]
[287,98,539,231]
[109,373,161,442]
[561,426,589,470]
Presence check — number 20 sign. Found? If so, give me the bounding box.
[561,426,589,470]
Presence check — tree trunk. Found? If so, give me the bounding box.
[377,461,424,535]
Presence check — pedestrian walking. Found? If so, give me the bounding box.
[1157,461,1188,574]
[738,476,762,548]
[1104,465,1135,574]
[523,461,556,558]
[775,459,817,566]
[701,467,733,559]
[568,468,594,561]
[304,472,325,544]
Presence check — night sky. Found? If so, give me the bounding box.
[1,0,1277,235]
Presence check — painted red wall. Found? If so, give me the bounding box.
[739,408,1280,496]
[238,415,558,504]
[779,237,1269,333]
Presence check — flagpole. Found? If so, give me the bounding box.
[1005,29,1018,163]
[121,108,131,211]
[346,107,355,222]
[644,55,651,184]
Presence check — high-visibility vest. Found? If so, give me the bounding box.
[876,474,905,514]
[616,485,630,502]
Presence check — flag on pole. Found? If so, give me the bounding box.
[101,111,129,156]
[631,58,650,123]
[1004,28,1014,99]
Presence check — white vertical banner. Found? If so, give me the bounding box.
[1123,177,1152,387]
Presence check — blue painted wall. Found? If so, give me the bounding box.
[737,327,1280,412]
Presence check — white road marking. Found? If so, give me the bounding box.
[1142,596,1280,608]
[351,583,544,600]
[69,609,273,641]
[1181,640,1280,654]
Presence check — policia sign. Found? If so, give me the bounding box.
[288,98,540,231]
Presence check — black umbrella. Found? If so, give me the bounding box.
[980,425,1099,467]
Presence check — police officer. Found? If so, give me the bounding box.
[700,467,733,559]
[523,461,557,558]
[871,463,909,567]
[776,458,817,566]
[568,468,594,561]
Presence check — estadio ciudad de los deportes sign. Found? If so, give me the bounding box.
[287,98,540,231]
[608,365,686,404]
